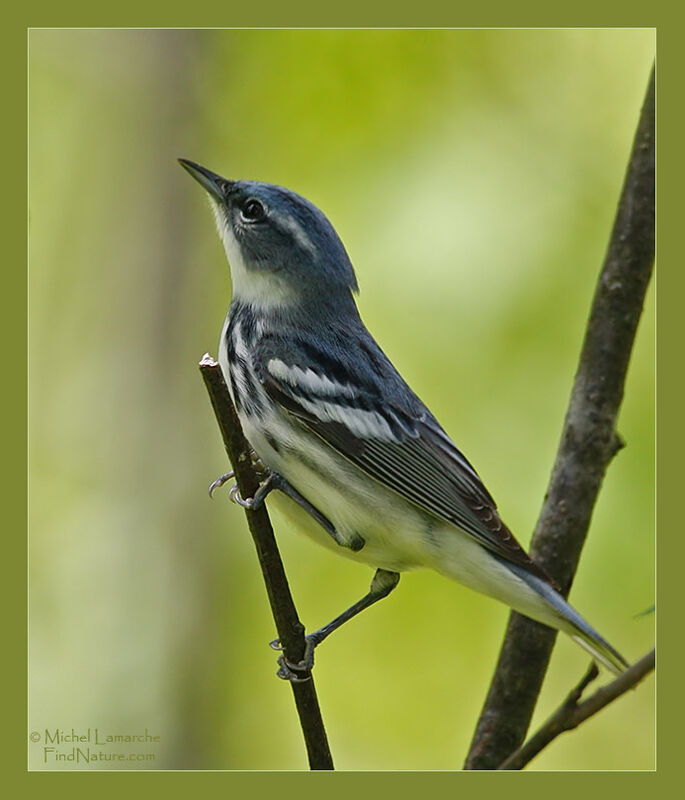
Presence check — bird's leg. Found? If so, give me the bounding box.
[210,463,364,552]
[271,569,400,682]
[272,474,365,552]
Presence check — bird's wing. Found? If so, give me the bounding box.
[256,342,553,584]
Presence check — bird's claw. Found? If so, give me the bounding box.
[276,655,312,683]
[208,471,253,507]
[208,455,275,509]
[208,471,235,498]
[208,474,260,509]
[228,484,256,509]
[271,636,317,681]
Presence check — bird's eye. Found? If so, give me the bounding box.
[241,199,266,223]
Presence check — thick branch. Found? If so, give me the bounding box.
[498,649,655,770]
[465,65,654,769]
[199,355,334,771]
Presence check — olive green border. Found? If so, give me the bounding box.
[9,3,670,798]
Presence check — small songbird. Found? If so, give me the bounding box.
[179,158,627,679]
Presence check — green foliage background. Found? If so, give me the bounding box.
[29,29,654,770]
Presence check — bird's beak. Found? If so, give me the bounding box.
[178,158,230,202]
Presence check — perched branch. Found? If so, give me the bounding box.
[465,65,655,769]
[498,649,655,770]
[199,355,334,771]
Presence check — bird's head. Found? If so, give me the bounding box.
[179,159,358,313]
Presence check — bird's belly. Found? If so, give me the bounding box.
[265,488,425,572]
[240,414,562,631]
[241,417,435,573]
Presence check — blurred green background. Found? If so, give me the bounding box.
[28,29,654,770]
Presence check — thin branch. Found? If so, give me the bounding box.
[465,65,655,769]
[498,649,655,770]
[199,355,334,771]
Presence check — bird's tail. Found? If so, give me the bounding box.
[504,561,629,675]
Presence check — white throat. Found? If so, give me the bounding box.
[209,199,294,311]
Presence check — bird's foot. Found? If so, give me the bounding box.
[228,484,259,509]
[208,451,274,509]
[270,634,321,682]
[208,471,235,498]
[275,655,312,683]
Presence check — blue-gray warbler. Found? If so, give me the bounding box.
[179,158,627,678]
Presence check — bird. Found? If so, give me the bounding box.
[179,157,628,680]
